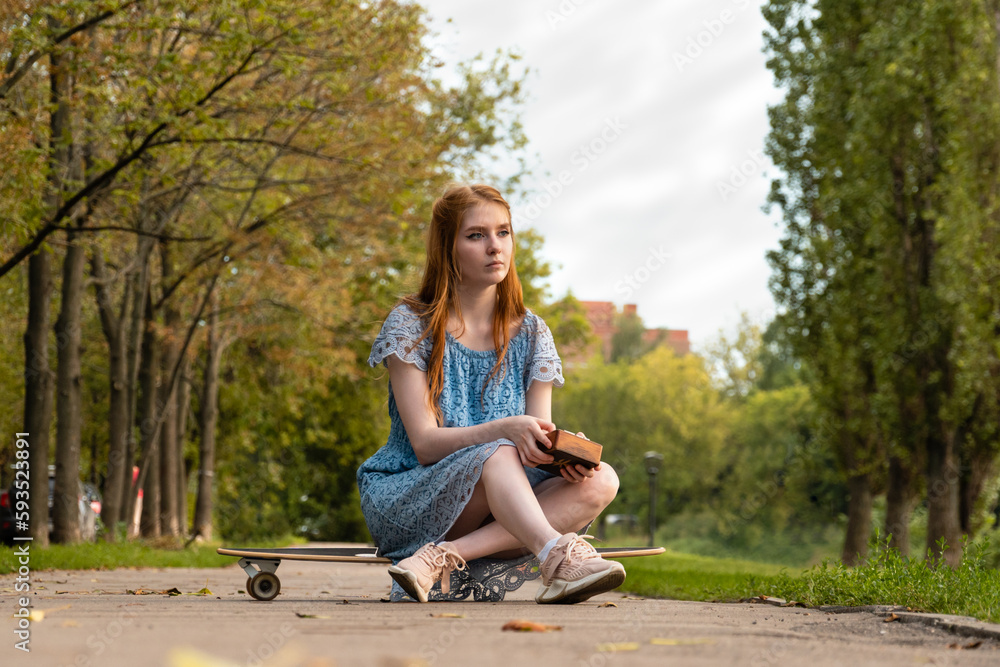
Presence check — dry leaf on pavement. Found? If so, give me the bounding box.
[502,619,562,632]
[128,587,183,596]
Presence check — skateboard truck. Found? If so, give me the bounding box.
[237,557,282,601]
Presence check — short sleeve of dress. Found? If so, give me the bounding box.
[368,304,432,371]
[524,313,565,390]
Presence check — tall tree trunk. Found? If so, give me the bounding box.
[193,293,222,541]
[138,292,161,538]
[52,230,86,544]
[159,350,180,536]
[841,472,873,566]
[92,251,132,538]
[38,14,74,546]
[158,241,180,537]
[926,430,962,566]
[122,241,152,537]
[23,251,54,546]
[957,399,998,537]
[175,355,192,535]
[884,454,919,556]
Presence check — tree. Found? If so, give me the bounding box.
[764,0,1000,564]
[3,0,532,543]
[554,347,731,523]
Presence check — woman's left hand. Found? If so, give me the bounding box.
[559,431,600,484]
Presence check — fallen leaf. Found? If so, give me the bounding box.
[295,612,333,619]
[595,642,640,652]
[430,613,464,618]
[884,614,900,623]
[650,638,715,646]
[27,610,45,622]
[502,620,562,632]
[947,641,982,650]
[167,646,240,667]
[190,588,212,596]
[128,587,183,596]
[598,602,618,608]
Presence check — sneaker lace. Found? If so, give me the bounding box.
[415,545,467,595]
[563,534,600,567]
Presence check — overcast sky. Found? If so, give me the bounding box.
[419,0,786,350]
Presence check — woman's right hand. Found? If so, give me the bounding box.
[501,416,556,467]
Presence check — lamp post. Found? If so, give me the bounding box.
[644,451,664,547]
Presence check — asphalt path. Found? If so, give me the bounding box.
[2,543,999,667]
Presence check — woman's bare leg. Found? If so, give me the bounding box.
[445,445,619,562]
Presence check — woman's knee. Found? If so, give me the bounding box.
[585,462,619,508]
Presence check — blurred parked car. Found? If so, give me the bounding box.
[83,482,102,517]
[0,469,98,545]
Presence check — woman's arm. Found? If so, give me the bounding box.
[388,355,555,466]
[524,377,554,423]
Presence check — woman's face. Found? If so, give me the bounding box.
[454,202,513,289]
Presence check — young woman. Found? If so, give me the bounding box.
[357,184,623,604]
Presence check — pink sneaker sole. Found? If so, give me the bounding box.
[388,565,429,603]
[535,563,626,604]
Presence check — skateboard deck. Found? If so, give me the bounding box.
[217,545,664,563]
[218,545,665,601]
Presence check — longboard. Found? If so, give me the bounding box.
[218,545,665,601]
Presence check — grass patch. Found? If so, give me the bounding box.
[619,534,1000,624]
[0,535,306,575]
[758,536,1000,624]
[615,548,793,602]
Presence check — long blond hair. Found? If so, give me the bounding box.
[402,184,526,425]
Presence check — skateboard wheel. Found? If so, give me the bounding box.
[248,572,280,601]
[245,577,252,594]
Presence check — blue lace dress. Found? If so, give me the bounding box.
[357,303,565,600]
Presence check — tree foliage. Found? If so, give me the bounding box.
[0,0,532,543]
[764,0,1000,564]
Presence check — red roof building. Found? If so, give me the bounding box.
[562,301,690,368]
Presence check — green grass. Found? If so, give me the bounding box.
[757,536,1000,623]
[616,548,794,601]
[0,535,305,575]
[619,534,1000,624]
